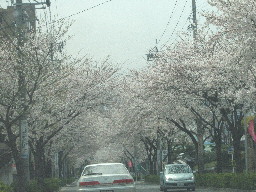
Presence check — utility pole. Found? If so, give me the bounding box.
[15,0,51,186]
[192,0,197,42]
[16,0,30,183]
[191,0,201,172]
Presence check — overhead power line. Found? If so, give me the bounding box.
[158,0,178,44]
[146,0,189,61]
[165,12,193,49]
[49,0,114,24]
[146,0,181,59]
[160,0,189,50]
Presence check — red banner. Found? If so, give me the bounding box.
[248,120,256,143]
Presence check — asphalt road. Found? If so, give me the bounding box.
[60,183,256,192]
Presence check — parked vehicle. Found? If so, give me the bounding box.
[78,162,136,192]
[160,163,195,191]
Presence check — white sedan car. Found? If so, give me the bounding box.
[77,163,136,192]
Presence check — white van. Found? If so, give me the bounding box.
[160,163,195,191]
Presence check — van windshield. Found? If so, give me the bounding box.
[165,164,192,174]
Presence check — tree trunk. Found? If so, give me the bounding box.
[33,138,47,191]
[233,135,243,173]
[213,123,223,173]
[196,119,205,174]
[153,149,157,175]
[197,134,204,173]
[149,157,154,174]
[15,156,28,192]
[167,142,173,164]
[220,107,244,173]
[215,135,223,173]
[34,149,45,181]
[45,159,52,178]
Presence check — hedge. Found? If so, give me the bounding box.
[144,173,256,190]
[11,177,74,192]
[12,178,63,192]
[144,175,160,184]
[195,173,256,190]
[0,181,12,192]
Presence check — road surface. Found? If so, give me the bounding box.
[60,182,256,192]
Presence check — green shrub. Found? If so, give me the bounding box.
[61,177,76,186]
[44,178,62,192]
[144,175,159,184]
[26,180,43,192]
[0,181,13,192]
[12,178,62,192]
[195,173,256,190]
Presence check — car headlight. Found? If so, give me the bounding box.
[165,177,173,181]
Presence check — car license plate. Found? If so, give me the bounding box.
[100,190,114,192]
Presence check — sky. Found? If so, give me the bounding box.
[2,0,211,70]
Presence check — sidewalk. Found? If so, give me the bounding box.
[198,187,256,192]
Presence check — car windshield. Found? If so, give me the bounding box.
[165,165,192,174]
[82,164,129,175]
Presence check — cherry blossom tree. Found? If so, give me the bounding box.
[0,17,119,191]
[199,0,256,172]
